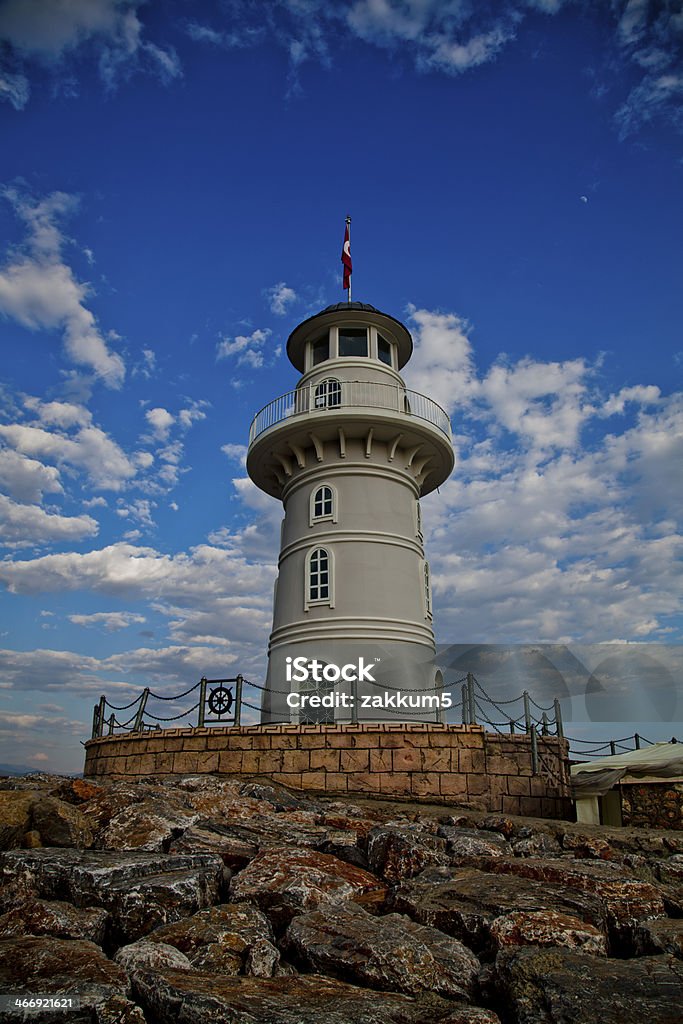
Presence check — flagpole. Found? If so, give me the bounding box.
[346,215,351,304]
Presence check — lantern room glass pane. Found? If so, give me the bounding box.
[339,328,368,357]
[312,335,329,365]
[378,335,393,366]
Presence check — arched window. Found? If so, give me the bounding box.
[306,547,334,608]
[315,378,341,408]
[310,483,337,524]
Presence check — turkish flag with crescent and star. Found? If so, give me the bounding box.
[341,222,352,291]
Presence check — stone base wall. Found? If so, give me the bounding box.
[83,722,572,819]
[621,782,683,830]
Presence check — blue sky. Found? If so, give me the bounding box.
[0,0,681,774]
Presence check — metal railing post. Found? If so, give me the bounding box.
[197,677,207,728]
[133,688,149,733]
[461,682,468,724]
[107,713,115,735]
[634,732,640,750]
[523,691,531,734]
[351,675,358,724]
[97,695,106,737]
[509,719,515,734]
[610,740,616,755]
[541,712,549,736]
[553,698,564,738]
[467,673,476,725]
[530,725,538,774]
[234,675,243,727]
[92,703,100,739]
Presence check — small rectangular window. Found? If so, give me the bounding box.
[378,335,392,366]
[339,328,367,357]
[312,336,329,365]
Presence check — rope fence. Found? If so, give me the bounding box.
[90,669,655,775]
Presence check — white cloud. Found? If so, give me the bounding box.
[221,443,248,466]
[69,610,146,631]
[601,384,661,416]
[0,190,126,386]
[0,448,62,503]
[0,421,135,491]
[0,69,29,109]
[216,328,272,367]
[0,494,98,547]
[0,0,181,106]
[178,399,209,429]
[145,406,174,439]
[267,281,298,315]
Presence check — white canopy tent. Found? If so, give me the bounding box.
[572,742,683,825]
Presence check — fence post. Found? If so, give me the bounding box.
[523,691,531,734]
[467,673,476,725]
[530,725,538,774]
[97,695,106,737]
[197,677,207,728]
[91,703,100,739]
[553,698,564,738]
[234,675,243,727]
[610,740,616,755]
[634,732,640,750]
[107,713,115,735]
[541,712,548,736]
[509,718,515,734]
[133,688,149,732]
[351,675,358,725]
[461,683,469,725]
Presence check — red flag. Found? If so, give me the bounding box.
[341,221,352,291]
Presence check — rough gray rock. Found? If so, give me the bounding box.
[144,903,284,976]
[283,901,479,1000]
[388,866,606,955]
[489,910,607,955]
[0,897,108,944]
[0,848,224,943]
[0,936,129,1023]
[96,797,199,852]
[634,916,683,957]
[131,968,487,1024]
[115,938,193,972]
[496,946,683,1024]
[366,824,450,884]
[229,846,387,930]
[437,826,511,863]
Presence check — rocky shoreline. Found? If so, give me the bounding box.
[1,772,682,1023]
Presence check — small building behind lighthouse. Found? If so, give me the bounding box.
[247,299,455,723]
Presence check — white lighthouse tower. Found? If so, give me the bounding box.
[247,301,454,722]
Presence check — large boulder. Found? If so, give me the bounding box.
[0,848,224,944]
[229,846,386,930]
[30,796,94,848]
[95,797,199,852]
[283,901,479,1000]
[489,910,607,956]
[0,792,34,850]
[0,898,108,944]
[144,903,284,976]
[388,866,606,955]
[437,826,511,864]
[366,824,449,884]
[130,968,496,1024]
[495,947,683,1024]
[0,936,128,1023]
[480,856,666,951]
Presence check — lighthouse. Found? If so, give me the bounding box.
[247,300,454,722]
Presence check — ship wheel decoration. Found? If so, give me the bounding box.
[208,685,233,717]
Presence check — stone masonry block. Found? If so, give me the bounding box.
[369,749,392,773]
[411,772,440,799]
[520,797,543,816]
[466,773,490,797]
[507,775,531,797]
[218,750,243,773]
[252,734,272,750]
[486,754,523,776]
[154,752,174,774]
[458,748,487,774]
[310,749,340,772]
[197,751,220,773]
[282,750,311,773]
[347,772,382,794]
[173,751,199,774]
[325,773,349,793]
[439,772,468,798]
[340,748,370,773]
[301,771,326,791]
[379,772,412,796]
[391,747,422,772]
[419,747,451,772]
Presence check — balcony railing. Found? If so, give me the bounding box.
[248,380,452,445]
